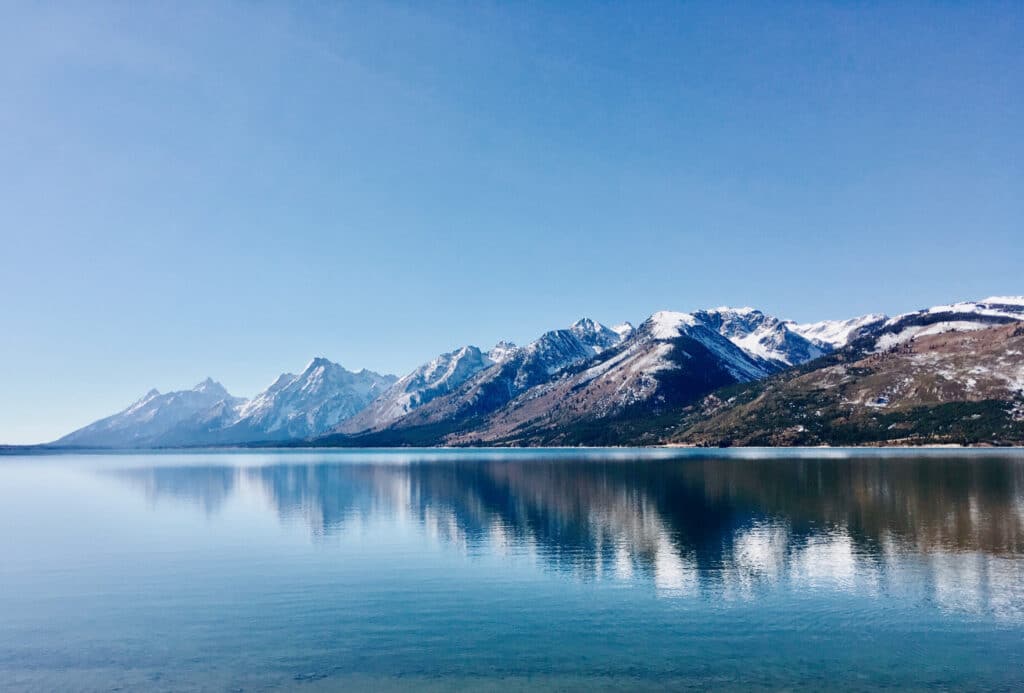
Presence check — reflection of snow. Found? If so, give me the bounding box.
[790,530,877,593]
[422,506,468,553]
[228,458,1024,623]
[614,544,634,581]
[654,532,696,596]
[487,521,513,555]
[928,553,1024,623]
[987,556,1024,623]
[733,522,786,585]
[932,553,985,615]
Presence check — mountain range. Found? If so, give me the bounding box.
[59,359,395,448]
[55,296,1024,448]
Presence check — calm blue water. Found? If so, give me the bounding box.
[1,448,1023,691]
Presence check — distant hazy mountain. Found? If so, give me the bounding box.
[57,378,244,448]
[223,358,396,441]
[57,359,395,448]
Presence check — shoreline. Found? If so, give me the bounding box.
[4,442,1024,455]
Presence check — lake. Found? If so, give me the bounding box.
[1,448,1023,691]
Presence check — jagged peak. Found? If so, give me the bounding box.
[302,356,335,372]
[487,341,518,364]
[571,317,601,331]
[192,377,229,396]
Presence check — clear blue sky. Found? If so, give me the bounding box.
[2,2,1021,444]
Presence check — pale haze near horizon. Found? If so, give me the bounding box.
[1,2,1021,444]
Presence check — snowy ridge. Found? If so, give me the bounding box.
[871,297,1024,353]
[364,317,634,431]
[338,345,495,432]
[232,357,396,439]
[487,341,518,364]
[695,307,828,367]
[787,314,887,349]
[57,359,395,447]
[637,311,776,382]
[447,308,801,443]
[919,297,1024,320]
[646,311,699,340]
[981,296,1024,306]
[569,318,624,354]
[57,378,244,447]
[611,322,635,339]
[512,318,627,383]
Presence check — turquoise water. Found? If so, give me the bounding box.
[1,448,1023,691]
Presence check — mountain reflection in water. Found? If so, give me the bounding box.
[117,453,1024,619]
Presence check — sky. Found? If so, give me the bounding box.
[1,1,1022,444]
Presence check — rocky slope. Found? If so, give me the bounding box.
[354,318,630,435]
[323,309,806,447]
[336,344,499,433]
[445,310,785,445]
[673,322,1024,446]
[695,307,830,366]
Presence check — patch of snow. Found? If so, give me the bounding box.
[875,320,992,352]
[611,322,635,338]
[487,341,518,364]
[982,296,1024,306]
[626,343,676,376]
[647,311,698,340]
[898,298,1024,323]
[789,314,886,348]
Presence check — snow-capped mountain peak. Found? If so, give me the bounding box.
[569,317,626,353]
[644,311,699,340]
[487,341,518,364]
[302,356,333,371]
[191,377,230,398]
[611,322,635,339]
[58,379,243,448]
[571,317,601,331]
[235,358,396,437]
[692,307,828,367]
